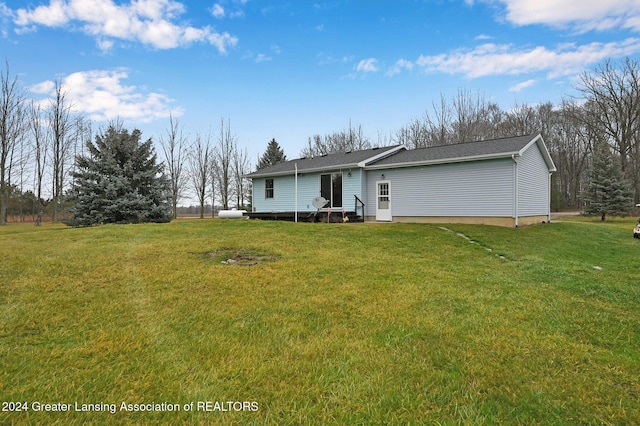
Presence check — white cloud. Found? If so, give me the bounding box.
[210,1,245,19]
[211,4,225,19]
[0,3,12,18]
[356,58,379,73]
[30,69,181,123]
[509,79,537,92]
[255,53,271,62]
[206,32,237,53]
[29,80,56,94]
[97,38,114,51]
[11,0,238,52]
[486,0,640,32]
[317,52,353,66]
[386,59,414,76]
[414,38,640,79]
[15,0,68,27]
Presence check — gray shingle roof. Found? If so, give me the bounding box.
[368,134,538,168]
[246,133,554,178]
[245,145,402,177]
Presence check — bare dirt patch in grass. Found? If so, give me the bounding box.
[204,248,277,266]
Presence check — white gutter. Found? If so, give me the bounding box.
[364,151,520,171]
[357,145,407,167]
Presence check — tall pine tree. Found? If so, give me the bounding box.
[256,138,286,170]
[583,141,633,221]
[65,124,172,226]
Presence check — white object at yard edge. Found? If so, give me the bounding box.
[218,208,247,219]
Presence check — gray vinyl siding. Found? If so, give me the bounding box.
[252,176,296,212]
[343,169,363,211]
[517,143,550,216]
[365,159,515,218]
[252,169,363,212]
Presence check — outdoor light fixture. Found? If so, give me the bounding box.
[381,173,385,179]
[347,171,351,177]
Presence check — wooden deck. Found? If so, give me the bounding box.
[246,211,363,223]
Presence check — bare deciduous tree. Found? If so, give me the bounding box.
[233,145,251,209]
[395,91,501,148]
[301,120,371,157]
[160,115,190,219]
[188,132,212,218]
[29,101,49,207]
[451,89,501,143]
[575,57,640,201]
[0,62,27,225]
[213,117,236,210]
[14,126,31,221]
[49,81,76,223]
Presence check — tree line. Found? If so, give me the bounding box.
[157,115,252,220]
[0,63,92,225]
[1,57,639,224]
[0,57,253,223]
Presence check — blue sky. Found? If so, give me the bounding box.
[2,0,640,162]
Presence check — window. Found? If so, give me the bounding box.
[332,173,342,208]
[320,173,342,208]
[377,182,389,209]
[265,179,274,199]
[320,174,331,206]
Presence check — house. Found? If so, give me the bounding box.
[245,133,557,227]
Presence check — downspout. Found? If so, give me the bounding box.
[294,163,298,223]
[548,172,552,223]
[512,154,519,227]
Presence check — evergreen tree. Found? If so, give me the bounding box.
[256,138,286,170]
[583,142,633,221]
[65,125,172,226]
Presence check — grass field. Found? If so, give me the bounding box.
[1,217,639,425]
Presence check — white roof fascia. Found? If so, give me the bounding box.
[518,133,557,172]
[246,162,363,179]
[357,145,407,168]
[364,151,519,171]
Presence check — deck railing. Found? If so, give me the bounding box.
[354,195,365,221]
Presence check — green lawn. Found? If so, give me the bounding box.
[1,218,639,425]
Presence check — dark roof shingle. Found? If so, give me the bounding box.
[246,145,401,177]
[369,134,536,167]
[246,134,553,177]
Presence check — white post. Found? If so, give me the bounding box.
[548,172,552,223]
[512,154,519,227]
[294,163,298,223]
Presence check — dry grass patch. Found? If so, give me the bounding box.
[204,248,278,266]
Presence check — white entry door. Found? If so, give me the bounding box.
[376,181,392,221]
